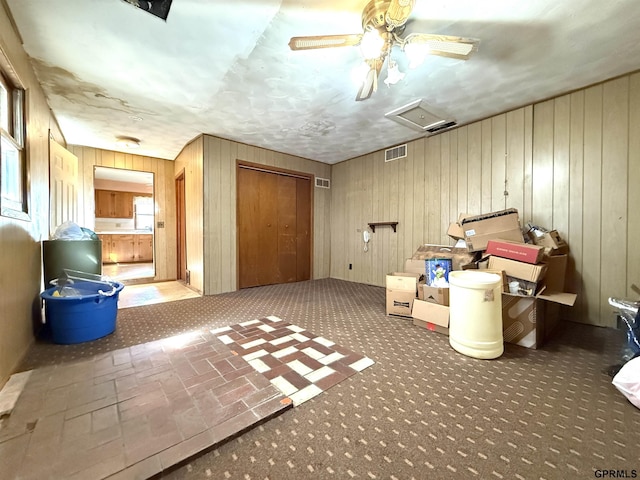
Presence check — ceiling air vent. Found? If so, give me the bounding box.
[315,177,330,189]
[385,99,453,133]
[385,144,407,162]
[425,120,457,134]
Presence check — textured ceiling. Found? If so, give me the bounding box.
[5,0,640,164]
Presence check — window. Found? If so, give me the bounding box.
[0,68,28,220]
[134,196,154,231]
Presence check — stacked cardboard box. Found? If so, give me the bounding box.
[412,208,578,349]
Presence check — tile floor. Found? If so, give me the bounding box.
[0,314,374,479]
[102,263,155,283]
[0,328,290,479]
[214,316,375,406]
[118,281,200,309]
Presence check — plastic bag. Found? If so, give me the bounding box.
[612,356,640,410]
[608,297,640,362]
[52,221,92,240]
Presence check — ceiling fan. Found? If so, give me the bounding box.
[288,0,479,101]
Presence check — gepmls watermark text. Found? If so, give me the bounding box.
[594,470,638,478]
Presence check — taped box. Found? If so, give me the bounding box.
[386,272,421,317]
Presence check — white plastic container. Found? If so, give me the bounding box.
[448,270,504,359]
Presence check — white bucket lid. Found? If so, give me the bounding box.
[449,270,502,288]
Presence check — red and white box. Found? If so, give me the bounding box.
[485,239,545,265]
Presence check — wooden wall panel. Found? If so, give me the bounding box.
[600,78,629,323]
[0,7,64,385]
[629,74,640,300]
[201,135,331,295]
[491,114,507,212]
[581,85,604,325]
[174,136,204,293]
[330,75,640,327]
[532,100,555,229]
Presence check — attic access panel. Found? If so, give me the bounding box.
[385,99,453,133]
[121,0,173,21]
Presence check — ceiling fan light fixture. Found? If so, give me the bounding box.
[404,43,429,69]
[384,60,405,86]
[360,29,385,59]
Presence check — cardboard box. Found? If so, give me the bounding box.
[460,209,524,252]
[541,254,567,292]
[386,272,421,292]
[446,221,465,240]
[411,244,477,271]
[386,289,416,317]
[528,229,568,253]
[501,293,569,348]
[485,239,545,264]
[422,285,450,306]
[487,255,547,282]
[412,299,449,335]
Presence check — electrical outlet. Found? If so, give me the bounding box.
[349,263,352,270]
[157,221,165,228]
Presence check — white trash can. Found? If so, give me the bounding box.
[448,270,504,359]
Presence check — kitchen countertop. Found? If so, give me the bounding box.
[96,231,153,235]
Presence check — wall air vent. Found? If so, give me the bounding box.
[315,177,330,189]
[425,121,458,134]
[385,144,407,162]
[385,98,453,133]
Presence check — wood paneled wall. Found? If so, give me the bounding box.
[69,145,177,282]
[184,135,331,295]
[331,72,640,327]
[0,4,58,385]
[174,136,204,293]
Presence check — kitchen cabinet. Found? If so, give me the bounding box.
[112,234,135,263]
[99,234,112,263]
[135,235,153,262]
[99,233,153,264]
[95,190,134,218]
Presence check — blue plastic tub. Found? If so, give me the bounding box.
[40,280,124,344]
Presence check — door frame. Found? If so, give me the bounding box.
[236,160,314,289]
[175,169,187,282]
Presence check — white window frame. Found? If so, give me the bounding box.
[0,53,29,221]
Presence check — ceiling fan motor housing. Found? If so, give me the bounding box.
[362,0,392,31]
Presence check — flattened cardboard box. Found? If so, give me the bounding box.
[487,255,547,282]
[412,299,449,335]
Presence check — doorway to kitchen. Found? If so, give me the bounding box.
[94,166,155,283]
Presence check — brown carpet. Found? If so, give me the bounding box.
[20,278,640,479]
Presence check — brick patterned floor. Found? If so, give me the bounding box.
[0,329,291,479]
[213,316,375,406]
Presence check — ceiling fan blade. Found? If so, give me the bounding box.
[403,34,480,60]
[385,0,416,30]
[288,34,363,51]
[355,58,384,102]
